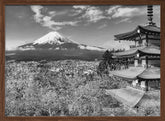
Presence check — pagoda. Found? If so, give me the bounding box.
[112,5,160,91]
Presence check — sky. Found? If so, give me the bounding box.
[5,5,160,50]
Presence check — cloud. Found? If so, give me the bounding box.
[106,6,146,23]
[73,6,109,23]
[106,5,121,15]
[30,5,79,30]
[70,5,89,16]
[107,6,143,18]
[115,18,132,24]
[30,5,160,29]
[72,5,146,24]
[72,6,110,23]
[98,23,107,29]
[82,6,107,23]
[72,5,160,24]
[49,10,69,17]
[48,11,56,17]
[55,10,69,16]
[112,7,141,18]
[72,5,148,24]
[73,5,89,10]
[30,5,44,23]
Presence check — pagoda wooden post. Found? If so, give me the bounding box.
[146,56,149,68]
[145,80,149,91]
[146,34,149,46]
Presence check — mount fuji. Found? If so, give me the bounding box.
[33,31,73,45]
[18,31,105,51]
[6,31,106,61]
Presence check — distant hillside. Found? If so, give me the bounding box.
[5,49,104,61]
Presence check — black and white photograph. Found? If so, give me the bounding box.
[5,5,160,116]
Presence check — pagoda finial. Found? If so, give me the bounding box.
[147,5,155,26]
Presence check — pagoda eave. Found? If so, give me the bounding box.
[138,46,160,56]
[137,67,160,80]
[114,25,160,41]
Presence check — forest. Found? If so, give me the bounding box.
[5,58,160,116]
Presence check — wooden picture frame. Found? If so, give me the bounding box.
[0,0,165,121]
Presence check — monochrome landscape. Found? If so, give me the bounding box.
[5,5,160,116]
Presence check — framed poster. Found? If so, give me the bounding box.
[0,0,165,121]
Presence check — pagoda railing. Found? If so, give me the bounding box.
[129,44,145,48]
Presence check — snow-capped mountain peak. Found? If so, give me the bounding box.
[33,31,73,45]
[18,31,105,52]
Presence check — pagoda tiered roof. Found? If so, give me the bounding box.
[137,67,160,80]
[114,25,160,41]
[113,46,160,58]
[113,46,143,57]
[139,46,160,55]
[111,67,145,79]
[105,87,160,108]
[105,86,145,108]
[111,67,160,80]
